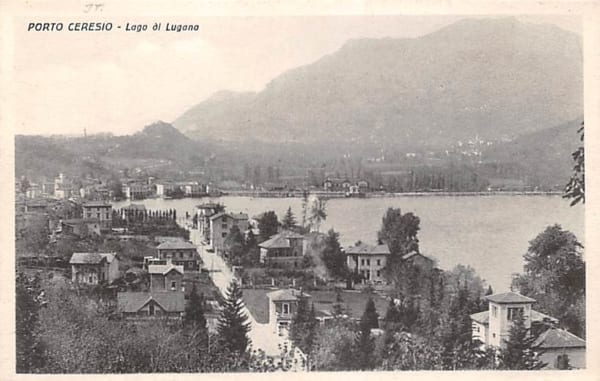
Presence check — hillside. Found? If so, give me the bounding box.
[174,17,582,153]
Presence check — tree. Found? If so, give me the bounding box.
[290,295,318,356]
[244,230,260,265]
[377,208,420,256]
[500,312,546,370]
[308,197,327,232]
[184,283,207,332]
[301,190,309,230]
[332,288,346,317]
[16,273,45,373]
[512,225,585,337]
[354,309,376,370]
[217,281,251,354]
[258,211,279,242]
[361,297,379,330]
[320,229,348,279]
[281,207,297,230]
[224,225,245,265]
[380,331,443,370]
[312,320,356,371]
[564,121,584,205]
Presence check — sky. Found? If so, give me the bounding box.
[11,15,581,136]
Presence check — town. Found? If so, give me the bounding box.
[15,169,586,372]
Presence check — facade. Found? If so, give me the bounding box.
[61,218,102,237]
[267,289,307,332]
[82,201,112,230]
[156,240,201,270]
[117,291,185,320]
[470,291,585,369]
[259,231,305,268]
[209,212,249,254]
[323,178,351,192]
[196,203,222,244]
[184,183,207,197]
[345,243,390,284]
[148,261,185,292]
[70,252,119,285]
[156,182,177,197]
[123,182,154,200]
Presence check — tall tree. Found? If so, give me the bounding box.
[354,307,376,370]
[321,229,348,279]
[308,197,327,232]
[16,273,45,373]
[377,208,420,256]
[281,207,297,230]
[564,121,584,205]
[184,283,207,332]
[258,211,279,242]
[500,312,546,370]
[290,296,318,356]
[217,281,251,354]
[224,225,245,265]
[512,225,585,337]
[361,297,380,330]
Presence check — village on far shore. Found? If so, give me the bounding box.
[15,170,586,371]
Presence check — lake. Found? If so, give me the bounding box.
[113,195,584,292]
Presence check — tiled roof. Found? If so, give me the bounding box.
[83,201,111,207]
[533,327,585,349]
[259,231,304,249]
[470,311,489,324]
[117,292,185,313]
[345,243,390,255]
[402,251,433,262]
[100,253,117,263]
[70,252,109,264]
[530,309,559,324]
[156,240,197,250]
[485,292,536,304]
[148,264,184,275]
[210,212,249,221]
[267,288,309,301]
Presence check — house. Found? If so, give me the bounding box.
[533,327,586,369]
[323,178,351,192]
[402,251,435,270]
[156,182,177,197]
[148,260,184,292]
[70,252,120,285]
[156,240,201,271]
[82,201,112,230]
[267,288,308,332]
[196,203,222,244]
[470,291,585,369]
[345,243,390,284]
[117,291,185,320]
[122,182,154,200]
[61,218,102,237]
[184,183,207,197]
[209,212,249,254]
[259,230,305,268]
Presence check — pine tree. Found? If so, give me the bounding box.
[281,207,297,230]
[290,296,318,355]
[217,281,251,354]
[500,312,546,370]
[362,297,380,329]
[354,310,376,370]
[185,283,207,331]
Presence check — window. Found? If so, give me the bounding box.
[283,303,289,315]
[222,232,227,238]
[149,303,155,315]
[376,270,381,277]
[507,307,524,321]
[377,259,381,266]
[89,275,93,283]
[366,259,370,266]
[222,223,228,229]
[492,333,496,338]
[96,213,100,218]
[361,259,365,266]
[171,281,176,290]
[492,306,498,318]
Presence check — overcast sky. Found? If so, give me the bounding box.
[12,15,580,136]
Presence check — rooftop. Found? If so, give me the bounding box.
[69,252,116,264]
[345,243,390,256]
[148,264,184,275]
[533,327,586,349]
[210,212,249,221]
[117,291,185,313]
[267,288,309,301]
[485,291,536,304]
[83,201,111,208]
[259,231,305,249]
[156,240,197,250]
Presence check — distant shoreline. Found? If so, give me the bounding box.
[217,190,565,199]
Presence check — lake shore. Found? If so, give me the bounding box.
[219,190,564,199]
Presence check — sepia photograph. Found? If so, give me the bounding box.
[3,1,597,377]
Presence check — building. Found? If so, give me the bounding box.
[267,288,308,332]
[117,291,185,320]
[82,201,112,230]
[323,178,351,192]
[470,291,585,369]
[533,327,586,369]
[69,252,120,285]
[61,218,102,237]
[148,260,184,292]
[184,183,207,197]
[156,240,201,271]
[156,182,177,197]
[196,203,222,244]
[259,230,305,268]
[123,182,154,200]
[209,212,249,254]
[402,251,435,270]
[345,243,390,284]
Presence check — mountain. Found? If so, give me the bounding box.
[173,18,582,152]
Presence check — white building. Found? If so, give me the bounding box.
[345,243,390,284]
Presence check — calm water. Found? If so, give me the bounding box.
[114,195,584,292]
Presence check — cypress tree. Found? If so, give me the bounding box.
[185,283,207,331]
[354,308,376,370]
[362,297,380,329]
[500,312,546,370]
[282,207,297,230]
[217,281,251,354]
